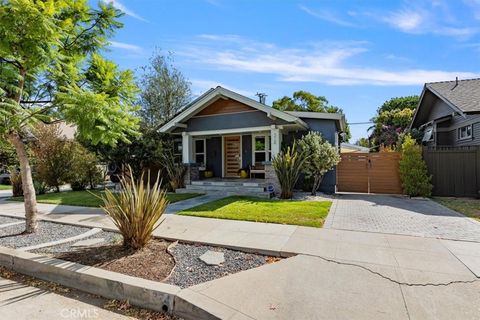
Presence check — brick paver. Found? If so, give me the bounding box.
[326,194,480,242]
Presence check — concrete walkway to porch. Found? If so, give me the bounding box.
[1,199,480,319]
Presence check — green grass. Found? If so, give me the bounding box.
[0,184,11,190]
[178,196,332,228]
[10,190,202,208]
[433,197,480,221]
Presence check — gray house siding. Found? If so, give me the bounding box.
[242,134,252,168]
[206,137,222,177]
[184,111,288,132]
[436,114,480,147]
[301,118,337,144]
[429,100,453,120]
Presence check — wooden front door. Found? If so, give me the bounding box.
[224,136,241,177]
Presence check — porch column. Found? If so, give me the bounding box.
[270,125,282,158]
[182,132,193,163]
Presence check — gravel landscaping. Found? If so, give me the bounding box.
[166,243,272,288]
[31,230,122,254]
[0,215,23,225]
[0,220,91,249]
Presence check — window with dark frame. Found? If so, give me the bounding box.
[194,139,206,165]
[457,125,472,140]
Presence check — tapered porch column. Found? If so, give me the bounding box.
[270,125,282,159]
[182,132,193,164]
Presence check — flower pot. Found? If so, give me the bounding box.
[239,170,248,179]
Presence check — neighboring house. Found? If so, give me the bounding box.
[159,86,346,193]
[411,78,480,147]
[341,143,369,153]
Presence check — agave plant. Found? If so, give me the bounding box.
[272,142,306,199]
[100,166,168,249]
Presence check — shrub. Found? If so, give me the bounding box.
[9,168,22,197]
[67,144,103,191]
[161,147,186,190]
[272,142,306,199]
[399,135,432,197]
[100,167,168,249]
[298,132,340,195]
[33,177,49,195]
[32,124,73,192]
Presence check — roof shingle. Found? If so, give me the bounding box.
[426,78,480,113]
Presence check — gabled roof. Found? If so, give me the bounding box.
[285,111,346,131]
[410,78,480,128]
[158,86,307,133]
[426,78,480,113]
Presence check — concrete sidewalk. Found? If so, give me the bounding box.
[1,200,480,319]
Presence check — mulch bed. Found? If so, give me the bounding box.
[55,239,175,282]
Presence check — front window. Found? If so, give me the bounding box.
[173,139,182,163]
[458,125,472,140]
[253,135,270,164]
[194,139,206,165]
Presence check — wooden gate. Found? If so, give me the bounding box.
[337,152,403,194]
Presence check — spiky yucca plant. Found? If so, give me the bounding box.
[101,167,168,249]
[272,142,306,199]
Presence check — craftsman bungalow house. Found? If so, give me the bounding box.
[411,78,480,147]
[159,87,346,196]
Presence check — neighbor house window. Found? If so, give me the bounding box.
[253,135,270,163]
[194,138,206,165]
[173,139,182,163]
[422,126,434,142]
[457,125,472,140]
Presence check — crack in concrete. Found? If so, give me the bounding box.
[304,254,480,287]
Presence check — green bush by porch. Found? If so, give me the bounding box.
[178,196,332,227]
[10,190,202,208]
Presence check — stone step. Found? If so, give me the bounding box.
[185,185,266,193]
[191,180,265,188]
[176,188,272,199]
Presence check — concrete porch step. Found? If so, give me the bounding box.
[185,185,266,193]
[176,188,272,199]
[191,180,266,188]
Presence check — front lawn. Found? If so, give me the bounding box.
[0,184,11,190]
[433,197,480,221]
[178,196,332,227]
[11,190,202,207]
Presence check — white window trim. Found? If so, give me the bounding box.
[193,138,206,166]
[252,133,271,164]
[457,125,473,141]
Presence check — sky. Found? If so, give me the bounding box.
[100,0,480,142]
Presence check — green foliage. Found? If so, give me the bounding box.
[272,91,351,141]
[100,167,168,249]
[399,135,432,197]
[160,145,186,190]
[355,137,370,148]
[67,143,103,191]
[138,51,191,129]
[33,177,49,195]
[272,142,306,199]
[370,96,420,148]
[298,132,340,195]
[32,124,74,192]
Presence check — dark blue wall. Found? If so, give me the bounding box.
[206,137,222,177]
[242,135,252,168]
[284,118,338,193]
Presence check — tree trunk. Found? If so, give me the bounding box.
[8,132,38,233]
[311,175,324,196]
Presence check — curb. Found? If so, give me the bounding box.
[0,246,180,314]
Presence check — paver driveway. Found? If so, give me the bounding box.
[326,194,480,242]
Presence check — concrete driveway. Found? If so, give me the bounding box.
[326,194,480,242]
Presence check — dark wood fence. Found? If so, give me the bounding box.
[422,146,480,197]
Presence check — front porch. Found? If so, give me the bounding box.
[176,177,273,198]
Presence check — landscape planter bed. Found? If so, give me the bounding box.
[0,216,279,318]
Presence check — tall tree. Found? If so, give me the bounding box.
[138,52,191,129]
[272,91,351,141]
[0,1,139,233]
[370,96,419,148]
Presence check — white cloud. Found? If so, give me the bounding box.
[179,35,480,86]
[299,5,355,27]
[385,9,424,32]
[109,41,144,54]
[107,0,148,22]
